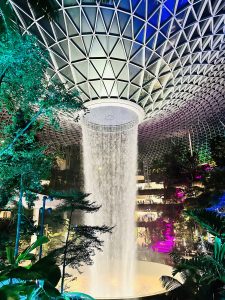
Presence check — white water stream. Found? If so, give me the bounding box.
[82,105,138,298]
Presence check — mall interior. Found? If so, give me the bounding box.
[0,0,225,299]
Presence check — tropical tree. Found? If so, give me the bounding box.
[0,143,53,257]
[0,0,83,154]
[0,1,84,260]
[47,191,112,294]
[0,31,82,156]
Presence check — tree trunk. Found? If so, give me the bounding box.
[14,175,23,258]
[60,208,73,294]
[0,67,7,86]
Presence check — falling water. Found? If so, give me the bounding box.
[82,106,138,298]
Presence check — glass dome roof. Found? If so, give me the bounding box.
[9,0,225,162]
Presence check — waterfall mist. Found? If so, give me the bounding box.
[82,105,138,298]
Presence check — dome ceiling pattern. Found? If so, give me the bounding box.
[9,0,225,162]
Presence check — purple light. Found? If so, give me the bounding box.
[150,222,175,253]
[201,163,213,172]
[175,188,185,199]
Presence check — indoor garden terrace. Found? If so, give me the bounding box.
[0,0,224,299]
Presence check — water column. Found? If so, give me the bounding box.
[82,102,142,298]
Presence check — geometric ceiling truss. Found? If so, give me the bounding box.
[10,0,225,162]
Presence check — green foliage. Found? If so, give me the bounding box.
[54,191,100,213]
[162,208,225,299]
[185,209,225,240]
[0,205,39,258]
[210,136,225,167]
[162,238,225,299]
[214,236,225,262]
[0,31,82,138]
[0,237,63,299]
[1,236,48,271]
[0,4,83,156]
[53,224,112,270]
[185,191,222,209]
[203,168,225,192]
[185,138,225,209]
[0,286,20,300]
[0,4,83,210]
[0,146,52,197]
[0,34,48,112]
[172,238,225,291]
[161,275,182,291]
[198,145,212,164]
[151,142,199,186]
[47,191,112,293]
[15,236,48,264]
[0,15,82,262]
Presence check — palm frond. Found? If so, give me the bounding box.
[170,250,182,264]
[185,209,225,238]
[172,255,208,278]
[161,275,182,291]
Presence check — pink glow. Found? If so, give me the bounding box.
[201,163,213,172]
[175,188,185,199]
[150,222,175,253]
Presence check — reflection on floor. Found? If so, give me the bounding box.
[66,261,182,297]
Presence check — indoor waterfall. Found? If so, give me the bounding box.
[82,105,139,298]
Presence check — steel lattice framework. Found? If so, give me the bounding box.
[10,0,225,163]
